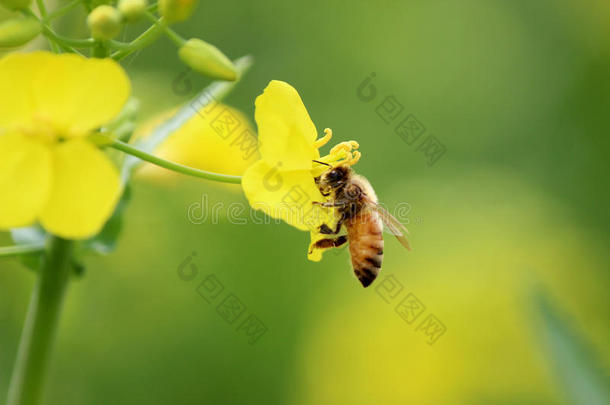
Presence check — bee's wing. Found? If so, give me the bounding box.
[366,200,411,250]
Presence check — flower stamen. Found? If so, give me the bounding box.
[344,150,361,166]
[329,140,359,155]
[312,139,361,176]
[314,127,333,149]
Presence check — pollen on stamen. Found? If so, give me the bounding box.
[329,140,359,156]
[312,139,361,176]
[314,128,333,149]
[345,150,361,166]
[329,141,360,165]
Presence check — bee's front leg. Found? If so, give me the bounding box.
[312,201,346,208]
[318,216,345,235]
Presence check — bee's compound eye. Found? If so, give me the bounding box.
[326,169,342,182]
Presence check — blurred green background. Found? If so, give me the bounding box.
[1,0,610,404]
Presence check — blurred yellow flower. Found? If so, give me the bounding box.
[0,51,130,239]
[291,175,607,405]
[241,80,361,261]
[136,103,259,181]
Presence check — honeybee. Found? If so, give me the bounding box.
[310,162,411,287]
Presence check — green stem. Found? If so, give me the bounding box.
[91,42,108,58]
[161,24,185,47]
[108,39,132,50]
[144,11,185,46]
[92,134,242,184]
[35,0,48,17]
[146,2,158,13]
[55,42,84,56]
[6,236,74,405]
[25,5,60,52]
[0,244,45,258]
[111,17,166,61]
[40,25,127,51]
[40,24,95,48]
[44,0,81,22]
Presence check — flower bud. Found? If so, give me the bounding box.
[118,0,147,21]
[0,17,41,48]
[0,0,31,10]
[159,0,198,23]
[178,38,237,81]
[87,5,122,40]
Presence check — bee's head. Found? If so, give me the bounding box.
[317,164,351,192]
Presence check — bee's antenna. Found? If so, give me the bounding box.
[313,160,331,167]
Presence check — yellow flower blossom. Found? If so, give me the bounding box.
[0,51,130,239]
[242,80,361,261]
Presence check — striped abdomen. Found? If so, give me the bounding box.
[346,209,384,287]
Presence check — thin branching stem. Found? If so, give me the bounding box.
[143,11,185,46]
[111,17,166,60]
[45,0,82,22]
[0,244,45,258]
[91,134,242,184]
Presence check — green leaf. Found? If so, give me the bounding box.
[535,291,610,405]
[85,185,132,254]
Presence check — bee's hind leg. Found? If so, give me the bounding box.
[311,235,348,251]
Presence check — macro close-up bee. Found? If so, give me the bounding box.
[311,162,411,287]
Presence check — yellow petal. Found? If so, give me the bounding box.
[255,80,319,171]
[0,51,130,137]
[39,139,120,239]
[0,133,51,228]
[0,53,43,129]
[307,230,337,262]
[242,160,335,233]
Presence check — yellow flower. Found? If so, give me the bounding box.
[0,51,130,239]
[242,80,361,261]
[137,103,259,181]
